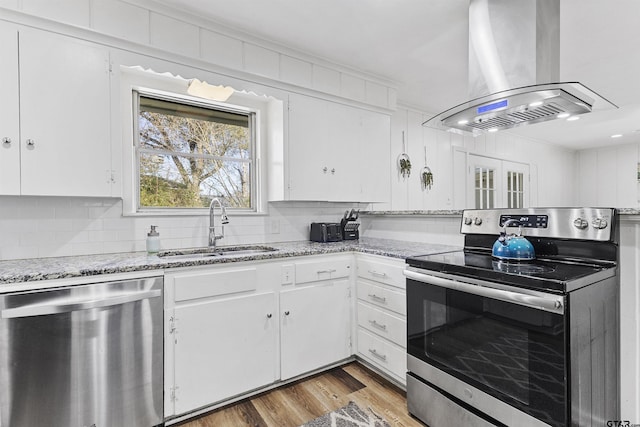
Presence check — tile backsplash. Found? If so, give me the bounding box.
[0,196,366,260]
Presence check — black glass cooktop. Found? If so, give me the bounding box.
[406,250,616,293]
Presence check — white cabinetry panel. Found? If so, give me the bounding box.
[355,255,407,386]
[19,28,112,196]
[0,22,113,197]
[0,24,20,195]
[287,94,329,200]
[278,93,391,202]
[357,301,406,347]
[280,278,351,380]
[357,329,406,382]
[357,279,406,315]
[173,292,277,414]
[295,257,351,284]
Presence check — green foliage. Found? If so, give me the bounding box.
[399,156,411,178]
[138,108,252,209]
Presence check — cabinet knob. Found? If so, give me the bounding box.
[322,167,328,173]
[331,168,335,174]
[2,137,11,145]
[266,313,272,318]
[284,311,290,316]
[26,139,35,147]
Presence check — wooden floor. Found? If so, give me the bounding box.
[175,362,426,427]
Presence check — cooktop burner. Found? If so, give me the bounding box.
[406,250,615,293]
[491,260,555,275]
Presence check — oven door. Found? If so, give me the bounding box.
[404,267,567,427]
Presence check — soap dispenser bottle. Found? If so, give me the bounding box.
[146,225,160,254]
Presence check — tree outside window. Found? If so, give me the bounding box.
[136,94,254,210]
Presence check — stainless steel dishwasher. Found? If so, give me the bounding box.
[0,276,164,427]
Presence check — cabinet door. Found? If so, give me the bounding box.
[280,279,351,380]
[0,24,20,195]
[327,103,363,201]
[360,110,391,202]
[173,292,277,415]
[288,94,329,200]
[19,28,112,197]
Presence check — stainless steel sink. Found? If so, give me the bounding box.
[158,245,278,260]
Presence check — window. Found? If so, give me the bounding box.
[467,154,529,209]
[135,92,255,210]
[506,170,525,208]
[474,166,496,209]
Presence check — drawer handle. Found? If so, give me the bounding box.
[368,319,387,331]
[367,293,387,303]
[368,348,387,361]
[368,270,387,278]
[317,269,337,274]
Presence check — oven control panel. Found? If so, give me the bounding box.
[499,215,548,228]
[461,208,616,241]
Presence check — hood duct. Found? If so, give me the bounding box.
[423,0,616,135]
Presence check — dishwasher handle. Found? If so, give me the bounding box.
[1,289,162,319]
[404,269,564,314]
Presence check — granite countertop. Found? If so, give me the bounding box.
[363,208,640,216]
[0,237,460,286]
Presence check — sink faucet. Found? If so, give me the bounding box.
[208,198,229,248]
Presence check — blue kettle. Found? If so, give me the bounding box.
[492,220,535,261]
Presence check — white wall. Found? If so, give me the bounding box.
[0,197,365,260]
[385,106,579,211]
[618,218,640,421]
[576,143,640,208]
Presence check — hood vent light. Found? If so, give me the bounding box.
[424,0,616,135]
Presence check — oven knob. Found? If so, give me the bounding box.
[474,217,482,226]
[464,217,472,225]
[592,218,608,229]
[573,218,588,230]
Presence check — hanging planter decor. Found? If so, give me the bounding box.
[421,146,434,191]
[398,131,412,178]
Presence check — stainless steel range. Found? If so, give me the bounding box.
[404,208,619,427]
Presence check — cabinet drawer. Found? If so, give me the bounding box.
[357,280,406,315]
[357,329,406,383]
[357,258,405,289]
[357,301,406,347]
[170,267,257,301]
[295,257,351,284]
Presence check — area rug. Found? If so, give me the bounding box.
[300,401,391,427]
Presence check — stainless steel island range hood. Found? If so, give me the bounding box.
[424,0,617,135]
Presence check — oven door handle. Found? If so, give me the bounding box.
[404,269,564,314]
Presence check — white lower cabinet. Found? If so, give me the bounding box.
[173,292,278,415]
[164,255,354,420]
[357,329,407,381]
[355,255,407,385]
[280,278,351,380]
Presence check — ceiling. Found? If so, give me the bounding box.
[154,0,640,150]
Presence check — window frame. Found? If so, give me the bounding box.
[132,88,258,214]
[466,153,530,209]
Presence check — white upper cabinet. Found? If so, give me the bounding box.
[19,28,112,197]
[360,110,391,202]
[0,23,114,197]
[0,24,20,195]
[275,93,391,203]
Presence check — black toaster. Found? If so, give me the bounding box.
[310,223,343,242]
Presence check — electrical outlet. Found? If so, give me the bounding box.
[281,264,294,285]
